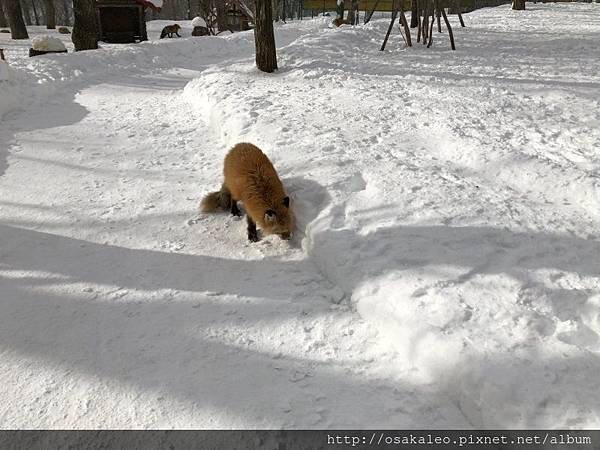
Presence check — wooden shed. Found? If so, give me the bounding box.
[96,0,161,43]
[226,0,253,31]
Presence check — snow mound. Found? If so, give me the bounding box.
[31,35,67,52]
[191,17,207,28]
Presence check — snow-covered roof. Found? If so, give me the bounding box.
[191,16,207,28]
[235,0,254,20]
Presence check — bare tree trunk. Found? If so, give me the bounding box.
[254,0,277,73]
[21,0,32,25]
[346,0,357,24]
[422,0,428,43]
[410,0,417,28]
[416,0,421,42]
[3,0,29,38]
[336,0,344,19]
[216,0,226,32]
[31,0,40,25]
[512,0,525,9]
[0,1,7,28]
[44,0,55,28]
[61,0,70,25]
[426,1,434,47]
[72,0,97,51]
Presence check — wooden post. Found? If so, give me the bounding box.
[399,4,411,46]
[441,7,455,50]
[364,0,381,24]
[380,5,398,51]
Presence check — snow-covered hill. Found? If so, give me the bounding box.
[1,4,599,428]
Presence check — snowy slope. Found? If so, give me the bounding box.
[1,4,600,429]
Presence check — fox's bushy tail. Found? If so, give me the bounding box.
[200,184,231,213]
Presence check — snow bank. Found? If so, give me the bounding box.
[0,27,251,121]
[184,4,600,427]
[0,20,316,121]
[31,35,67,52]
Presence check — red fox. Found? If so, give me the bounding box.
[201,143,294,242]
[332,18,349,27]
[160,24,181,39]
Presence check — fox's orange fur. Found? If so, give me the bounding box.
[201,143,294,242]
[332,18,349,27]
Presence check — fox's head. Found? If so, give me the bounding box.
[260,196,294,240]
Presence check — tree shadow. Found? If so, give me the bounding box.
[307,222,600,427]
[2,219,600,427]
[310,224,600,289]
[0,221,471,429]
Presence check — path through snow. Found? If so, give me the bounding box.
[0,23,465,429]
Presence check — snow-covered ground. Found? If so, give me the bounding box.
[1,4,600,429]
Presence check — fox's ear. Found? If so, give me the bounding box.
[265,209,277,223]
[283,196,290,208]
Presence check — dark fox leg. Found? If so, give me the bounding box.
[175,31,181,37]
[230,197,241,217]
[247,216,259,242]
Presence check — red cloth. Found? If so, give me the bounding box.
[135,0,162,12]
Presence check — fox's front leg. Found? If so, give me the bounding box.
[230,197,241,217]
[247,216,259,242]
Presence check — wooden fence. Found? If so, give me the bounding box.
[303,0,518,12]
